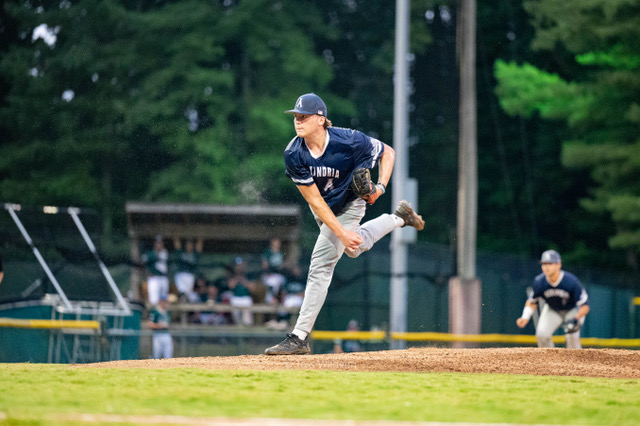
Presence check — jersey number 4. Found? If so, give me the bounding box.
[323,179,335,192]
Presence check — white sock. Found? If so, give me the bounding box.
[292,330,308,340]
[391,214,405,227]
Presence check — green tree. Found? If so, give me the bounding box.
[139,0,337,205]
[494,0,640,269]
[0,0,339,250]
[0,0,174,247]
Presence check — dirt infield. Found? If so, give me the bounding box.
[87,347,640,379]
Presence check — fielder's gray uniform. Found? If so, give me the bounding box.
[529,270,589,349]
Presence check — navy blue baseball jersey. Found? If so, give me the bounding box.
[284,127,384,215]
[529,271,589,311]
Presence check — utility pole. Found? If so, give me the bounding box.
[390,0,412,350]
[449,0,481,345]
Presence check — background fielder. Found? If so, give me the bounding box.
[517,249,590,349]
[265,93,425,355]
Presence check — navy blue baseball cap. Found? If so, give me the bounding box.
[539,250,561,264]
[285,93,327,116]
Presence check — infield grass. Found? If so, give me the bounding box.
[0,363,638,425]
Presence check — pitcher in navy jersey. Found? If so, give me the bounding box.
[265,93,425,355]
[517,250,590,348]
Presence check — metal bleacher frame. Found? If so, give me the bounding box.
[2,203,133,363]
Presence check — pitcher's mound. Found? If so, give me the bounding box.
[86,347,640,378]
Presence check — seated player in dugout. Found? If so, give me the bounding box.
[516,249,590,349]
[265,93,425,355]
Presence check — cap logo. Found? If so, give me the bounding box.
[285,93,327,116]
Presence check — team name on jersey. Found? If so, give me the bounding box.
[543,288,570,301]
[310,166,340,179]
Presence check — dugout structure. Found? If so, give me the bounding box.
[125,201,302,302]
[0,203,141,363]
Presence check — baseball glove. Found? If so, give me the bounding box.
[351,168,379,204]
[561,318,582,334]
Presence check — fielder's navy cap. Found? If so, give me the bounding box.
[540,250,561,264]
[285,93,327,116]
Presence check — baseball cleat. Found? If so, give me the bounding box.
[393,200,425,231]
[265,333,311,355]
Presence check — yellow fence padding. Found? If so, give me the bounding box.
[0,318,100,330]
[311,330,640,347]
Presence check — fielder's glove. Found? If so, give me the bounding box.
[351,168,380,204]
[561,318,582,334]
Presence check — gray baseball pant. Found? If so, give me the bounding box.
[152,332,173,359]
[535,304,584,349]
[293,199,400,335]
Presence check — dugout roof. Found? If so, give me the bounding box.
[125,201,301,260]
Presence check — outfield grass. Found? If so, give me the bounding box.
[0,364,638,425]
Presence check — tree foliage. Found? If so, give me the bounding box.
[3,0,640,274]
[494,0,640,269]
[0,0,337,246]
[0,0,437,249]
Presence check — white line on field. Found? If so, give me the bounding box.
[41,413,567,426]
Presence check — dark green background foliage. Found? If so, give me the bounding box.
[1,0,639,276]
